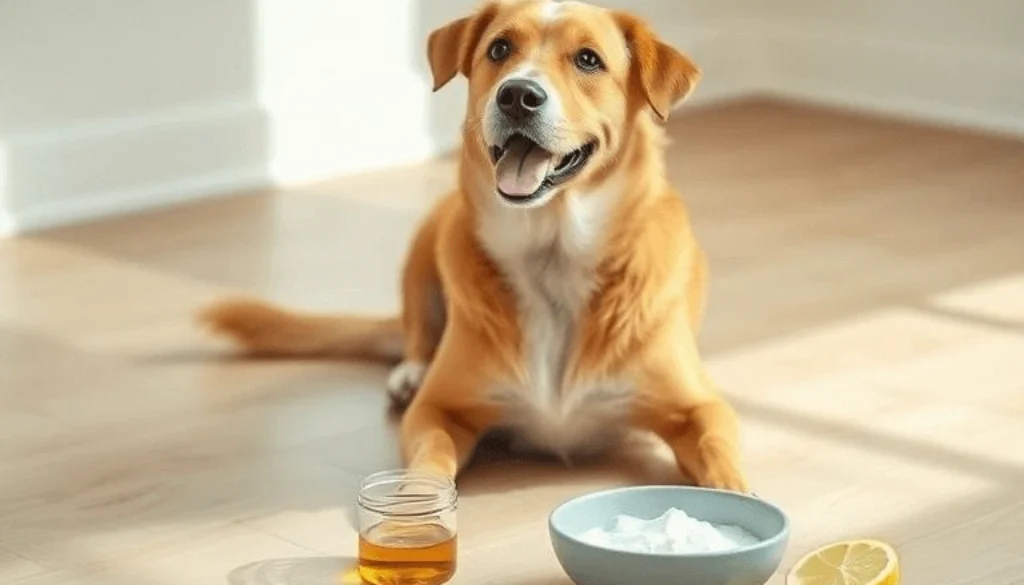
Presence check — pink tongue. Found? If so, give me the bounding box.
[495,136,556,197]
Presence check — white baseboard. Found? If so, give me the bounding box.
[9,167,271,235]
[0,214,14,239]
[0,74,453,234]
[757,24,1024,138]
[1,100,273,235]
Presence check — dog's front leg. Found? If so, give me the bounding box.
[400,401,496,480]
[397,317,501,481]
[631,331,750,493]
[643,398,749,493]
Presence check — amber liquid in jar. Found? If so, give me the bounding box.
[358,521,456,585]
[357,470,458,585]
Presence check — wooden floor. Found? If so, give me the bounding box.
[2,99,1023,585]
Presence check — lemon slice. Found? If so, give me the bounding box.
[786,539,900,585]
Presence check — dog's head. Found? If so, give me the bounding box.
[427,0,700,208]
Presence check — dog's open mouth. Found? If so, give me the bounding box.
[489,134,596,203]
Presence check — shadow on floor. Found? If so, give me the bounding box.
[228,557,358,585]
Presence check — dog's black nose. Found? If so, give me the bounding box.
[497,79,548,120]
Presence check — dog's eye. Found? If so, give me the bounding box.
[574,48,604,72]
[487,38,512,62]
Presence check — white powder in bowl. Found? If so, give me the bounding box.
[577,508,760,554]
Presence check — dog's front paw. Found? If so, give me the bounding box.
[696,461,750,494]
[387,360,428,408]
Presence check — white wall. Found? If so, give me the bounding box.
[2,0,1021,235]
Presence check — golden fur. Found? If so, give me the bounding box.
[200,0,749,492]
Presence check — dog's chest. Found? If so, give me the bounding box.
[479,196,634,455]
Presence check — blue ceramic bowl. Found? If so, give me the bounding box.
[549,486,789,585]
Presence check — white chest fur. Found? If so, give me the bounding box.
[477,188,634,457]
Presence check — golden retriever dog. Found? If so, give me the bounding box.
[200,0,749,493]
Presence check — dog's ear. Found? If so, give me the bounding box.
[613,12,701,120]
[427,3,499,91]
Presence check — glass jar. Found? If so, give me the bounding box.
[357,469,458,585]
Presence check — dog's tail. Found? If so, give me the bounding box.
[198,297,403,362]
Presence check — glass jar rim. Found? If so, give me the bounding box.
[357,469,457,516]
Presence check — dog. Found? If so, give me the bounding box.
[200,0,749,493]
